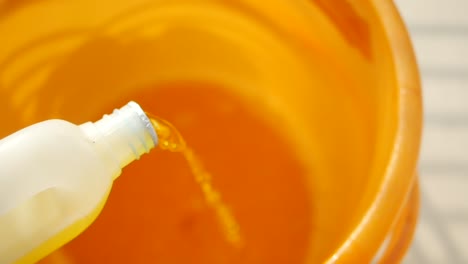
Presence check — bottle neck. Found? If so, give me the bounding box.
[80,101,158,175]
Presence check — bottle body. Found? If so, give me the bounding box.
[0,102,157,264]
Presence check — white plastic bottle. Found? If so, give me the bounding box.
[0,101,158,264]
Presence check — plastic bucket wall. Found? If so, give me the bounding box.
[0,0,422,263]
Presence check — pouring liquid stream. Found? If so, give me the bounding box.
[148,114,243,248]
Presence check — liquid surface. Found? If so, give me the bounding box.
[148,115,242,247]
[47,83,312,264]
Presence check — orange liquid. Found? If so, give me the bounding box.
[54,82,312,264]
[148,115,242,247]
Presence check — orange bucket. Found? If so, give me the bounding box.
[0,0,422,263]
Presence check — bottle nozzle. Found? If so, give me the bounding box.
[87,101,158,169]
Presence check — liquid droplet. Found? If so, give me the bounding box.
[147,114,186,152]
